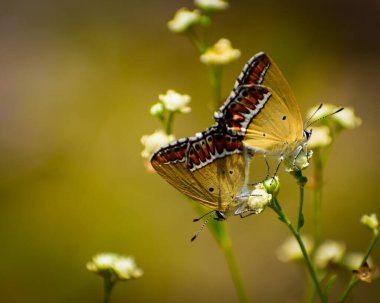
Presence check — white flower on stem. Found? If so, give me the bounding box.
[87,253,118,273]
[307,126,332,149]
[150,102,165,118]
[86,253,143,280]
[195,0,229,11]
[343,252,374,271]
[168,8,202,33]
[159,90,191,113]
[246,183,272,213]
[113,257,144,280]
[307,103,361,130]
[276,235,314,262]
[284,149,313,172]
[333,106,362,129]
[314,240,346,269]
[141,130,175,159]
[200,38,241,65]
[361,213,379,235]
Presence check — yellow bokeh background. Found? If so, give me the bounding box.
[0,0,379,302]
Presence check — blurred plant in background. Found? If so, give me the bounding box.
[141,1,378,303]
[87,253,143,303]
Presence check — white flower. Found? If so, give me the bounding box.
[195,0,229,11]
[87,253,118,273]
[333,107,362,129]
[113,257,144,280]
[343,252,373,271]
[159,90,191,113]
[150,102,164,117]
[361,213,379,235]
[306,104,361,130]
[307,104,338,122]
[168,8,202,33]
[246,183,272,212]
[276,235,314,262]
[284,149,313,172]
[314,240,346,269]
[307,126,332,149]
[141,130,175,159]
[200,38,240,65]
[86,253,143,280]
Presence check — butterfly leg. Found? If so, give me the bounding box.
[271,154,284,184]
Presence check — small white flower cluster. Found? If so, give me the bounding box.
[87,253,143,280]
[307,104,362,131]
[194,0,229,11]
[141,130,175,159]
[168,8,202,33]
[200,38,241,66]
[158,90,191,113]
[284,149,313,172]
[307,126,332,149]
[276,235,314,262]
[246,183,272,213]
[314,240,346,269]
[168,1,229,34]
[361,213,379,235]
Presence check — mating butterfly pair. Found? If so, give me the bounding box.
[151,52,307,219]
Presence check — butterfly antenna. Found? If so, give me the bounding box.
[304,103,323,129]
[305,106,344,129]
[191,212,215,242]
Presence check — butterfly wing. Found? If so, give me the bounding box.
[216,52,304,154]
[151,127,247,212]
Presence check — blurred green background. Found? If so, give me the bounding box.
[0,0,379,302]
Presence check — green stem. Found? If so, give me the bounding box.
[103,274,115,303]
[219,224,249,303]
[165,111,174,135]
[338,230,379,302]
[192,203,249,303]
[271,198,327,303]
[187,30,207,53]
[313,148,323,246]
[208,66,223,109]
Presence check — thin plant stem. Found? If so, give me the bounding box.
[338,231,379,302]
[165,111,174,135]
[312,148,323,246]
[191,202,248,303]
[103,273,115,303]
[271,198,327,303]
[208,66,223,108]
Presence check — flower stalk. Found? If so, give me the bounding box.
[270,197,327,303]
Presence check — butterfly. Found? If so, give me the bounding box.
[214,52,310,169]
[151,124,253,219]
[151,52,310,222]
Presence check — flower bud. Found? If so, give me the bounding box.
[168,8,202,33]
[263,176,280,197]
[200,38,240,65]
[150,102,164,118]
[361,213,379,235]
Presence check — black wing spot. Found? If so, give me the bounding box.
[282,115,287,121]
[263,133,266,137]
[209,187,214,192]
[229,170,233,174]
